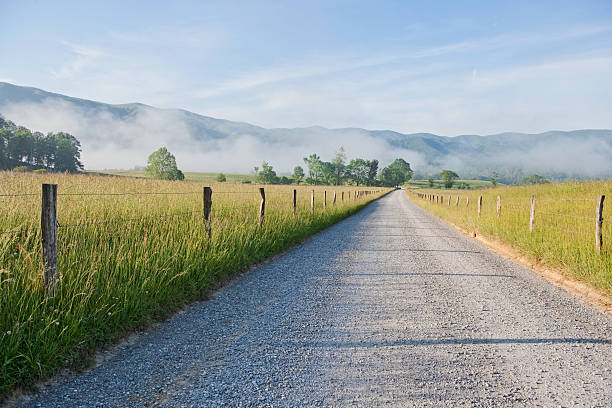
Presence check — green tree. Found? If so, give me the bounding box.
[51,132,84,172]
[292,166,305,184]
[491,171,499,186]
[520,174,550,185]
[216,173,227,182]
[144,147,184,180]
[254,161,279,184]
[366,159,379,185]
[303,153,322,184]
[380,158,413,187]
[331,147,347,185]
[346,158,370,185]
[428,178,434,188]
[319,161,336,185]
[439,170,459,188]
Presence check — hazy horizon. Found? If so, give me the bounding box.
[1,1,611,135]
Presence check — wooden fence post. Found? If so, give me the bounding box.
[324,190,327,210]
[293,189,297,216]
[258,188,265,227]
[333,191,337,205]
[41,183,58,295]
[341,191,344,202]
[203,186,212,239]
[456,196,459,207]
[596,195,605,253]
[311,190,315,214]
[466,197,469,207]
[448,196,451,206]
[497,196,501,219]
[529,195,536,232]
[478,196,482,216]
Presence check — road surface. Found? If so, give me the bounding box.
[14,190,612,407]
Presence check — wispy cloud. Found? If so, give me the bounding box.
[49,42,107,79]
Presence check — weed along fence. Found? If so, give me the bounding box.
[412,191,608,252]
[2,181,384,295]
[0,171,388,395]
[407,183,612,294]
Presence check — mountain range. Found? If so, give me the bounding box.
[1,81,611,183]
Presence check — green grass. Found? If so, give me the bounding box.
[0,171,388,398]
[406,180,612,294]
[89,170,256,183]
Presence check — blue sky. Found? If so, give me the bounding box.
[1,0,611,135]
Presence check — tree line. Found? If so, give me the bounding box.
[0,116,84,172]
[252,147,413,187]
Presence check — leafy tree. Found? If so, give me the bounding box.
[216,173,227,182]
[347,158,370,185]
[303,153,322,184]
[380,158,413,187]
[520,174,550,185]
[0,116,83,172]
[331,147,347,185]
[144,147,184,180]
[52,133,84,172]
[491,171,499,187]
[439,170,459,188]
[254,161,279,184]
[279,176,291,184]
[319,161,336,185]
[366,159,379,185]
[292,166,305,184]
[428,178,434,188]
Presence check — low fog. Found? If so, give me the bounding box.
[0,98,425,173]
[1,98,611,181]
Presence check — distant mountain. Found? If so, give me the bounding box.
[1,82,611,182]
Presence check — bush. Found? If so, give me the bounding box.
[216,173,227,182]
[241,179,252,184]
[12,166,29,172]
[33,169,48,174]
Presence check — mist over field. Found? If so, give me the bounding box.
[1,83,611,182]
[0,97,425,173]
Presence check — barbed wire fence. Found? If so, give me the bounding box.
[2,184,384,294]
[412,190,607,253]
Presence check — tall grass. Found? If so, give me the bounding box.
[0,171,388,397]
[406,180,612,294]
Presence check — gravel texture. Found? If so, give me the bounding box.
[11,190,612,407]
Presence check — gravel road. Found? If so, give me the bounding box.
[12,190,612,407]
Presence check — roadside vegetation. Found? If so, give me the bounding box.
[406,180,612,294]
[0,171,389,398]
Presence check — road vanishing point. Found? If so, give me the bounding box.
[14,190,612,407]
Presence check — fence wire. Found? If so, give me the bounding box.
[0,193,40,197]
[58,210,200,229]
[0,226,39,236]
[538,211,594,221]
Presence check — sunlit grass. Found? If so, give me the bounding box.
[0,171,388,397]
[406,180,612,294]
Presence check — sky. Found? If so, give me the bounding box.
[1,0,612,136]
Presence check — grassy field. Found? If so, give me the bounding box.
[90,169,256,183]
[0,171,388,397]
[406,180,612,294]
[406,179,498,189]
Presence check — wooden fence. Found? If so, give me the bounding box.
[30,184,381,294]
[413,191,607,253]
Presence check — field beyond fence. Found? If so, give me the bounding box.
[0,171,388,397]
[406,180,612,296]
